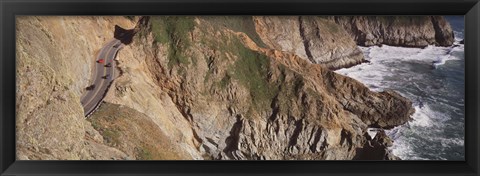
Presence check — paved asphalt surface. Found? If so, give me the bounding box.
[80,39,123,117]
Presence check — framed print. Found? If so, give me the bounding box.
[1,0,479,175]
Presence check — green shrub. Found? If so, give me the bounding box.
[231,39,278,110]
[150,16,195,67]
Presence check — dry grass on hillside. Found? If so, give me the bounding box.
[88,102,191,160]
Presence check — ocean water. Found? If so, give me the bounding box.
[335,16,465,160]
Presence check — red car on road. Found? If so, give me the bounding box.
[97,59,105,63]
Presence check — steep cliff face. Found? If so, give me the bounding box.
[15,16,135,159]
[253,16,365,70]
[17,16,425,160]
[332,16,455,47]
[102,17,203,160]
[16,16,198,160]
[108,16,414,160]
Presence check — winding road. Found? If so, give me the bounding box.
[80,39,123,117]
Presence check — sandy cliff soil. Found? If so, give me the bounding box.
[16,16,134,160]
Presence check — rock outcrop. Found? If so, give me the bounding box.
[17,15,436,160]
[332,16,455,47]
[253,16,365,70]
[111,16,414,160]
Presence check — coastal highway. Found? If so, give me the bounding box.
[80,39,123,117]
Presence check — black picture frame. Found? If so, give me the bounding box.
[1,0,479,175]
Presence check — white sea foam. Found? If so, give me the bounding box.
[336,44,463,82]
[390,139,427,160]
[336,42,464,160]
[409,104,450,128]
[410,105,435,127]
[440,137,464,148]
[453,31,464,41]
[386,87,461,160]
[433,45,464,68]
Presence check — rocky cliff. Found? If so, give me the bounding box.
[16,16,432,160]
[253,16,365,70]
[250,16,454,69]
[332,16,455,47]
[16,16,135,159]
[16,16,194,160]
[103,16,414,160]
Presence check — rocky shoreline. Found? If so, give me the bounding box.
[127,16,417,160]
[15,16,454,160]
[332,16,454,47]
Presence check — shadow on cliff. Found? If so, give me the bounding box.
[353,141,386,160]
[114,16,150,45]
[114,25,135,45]
[222,115,244,159]
[353,132,390,160]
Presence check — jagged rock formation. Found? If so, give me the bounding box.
[332,16,455,47]
[107,16,414,160]
[253,16,365,70]
[18,15,455,160]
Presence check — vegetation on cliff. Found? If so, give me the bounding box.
[88,102,191,160]
[125,16,415,160]
[16,15,456,160]
[151,16,195,67]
